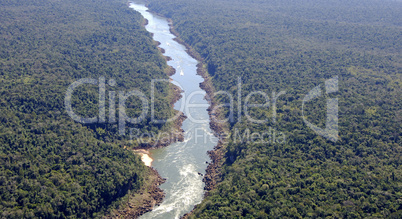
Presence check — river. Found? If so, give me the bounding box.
[129,2,218,219]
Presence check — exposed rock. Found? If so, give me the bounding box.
[107,168,165,219]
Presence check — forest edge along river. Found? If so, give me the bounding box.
[126,2,224,219]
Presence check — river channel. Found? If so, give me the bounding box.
[129,2,217,219]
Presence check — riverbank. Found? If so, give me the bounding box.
[107,3,190,217]
[167,16,229,195]
[166,13,230,219]
[134,149,153,167]
[125,19,187,151]
[107,168,165,218]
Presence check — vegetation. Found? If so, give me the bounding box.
[146,0,402,218]
[0,0,175,217]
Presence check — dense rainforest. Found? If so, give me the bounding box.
[146,0,402,218]
[0,0,175,217]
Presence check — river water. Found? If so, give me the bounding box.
[129,3,217,219]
